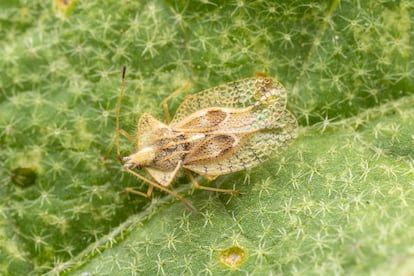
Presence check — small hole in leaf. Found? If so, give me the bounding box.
[11,167,37,188]
[219,246,246,269]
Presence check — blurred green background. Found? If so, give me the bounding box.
[0,0,413,275]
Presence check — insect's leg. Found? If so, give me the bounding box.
[162,80,191,123]
[202,174,218,181]
[119,129,135,143]
[185,170,239,195]
[126,185,153,198]
[104,128,136,160]
[255,72,269,78]
[124,168,197,212]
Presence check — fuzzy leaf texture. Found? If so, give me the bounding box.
[0,0,413,275]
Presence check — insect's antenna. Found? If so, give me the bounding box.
[115,65,127,160]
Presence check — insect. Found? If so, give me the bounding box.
[114,66,298,211]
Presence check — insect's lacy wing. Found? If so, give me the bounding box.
[172,105,288,135]
[172,107,256,132]
[184,109,298,176]
[171,77,288,125]
[137,113,170,149]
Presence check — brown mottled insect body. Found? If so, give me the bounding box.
[114,66,297,210]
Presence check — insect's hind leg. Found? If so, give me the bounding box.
[163,80,192,123]
[185,170,239,195]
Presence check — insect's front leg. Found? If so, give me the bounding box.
[185,170,240,195]
[124,168,197,212]
[162,81,191,123]
[108,129,137,161]
[119,129,135,143]
[126,185,153,198]
[103,128,136,161]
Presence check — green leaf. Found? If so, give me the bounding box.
[0,0,413,275]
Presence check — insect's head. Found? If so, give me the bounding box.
[122,159,142,170]
[120,147,155,170]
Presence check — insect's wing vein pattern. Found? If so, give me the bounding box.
[184,109,297,176]
[178,77,298,177]
[171,77,287,124]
